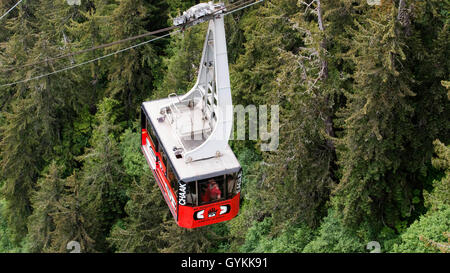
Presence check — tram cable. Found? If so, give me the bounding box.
[224,0,265,15]
[1,0,252,73]
[0,0,265,88]
[1,25,178,73]
[0,31,178,87]
[0,0,24,21]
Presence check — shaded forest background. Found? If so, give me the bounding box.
[0,0,449,253]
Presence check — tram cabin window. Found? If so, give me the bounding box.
[158,145,167,168]
[184,182,197,206]
[167,162,178,194]
[146,119,159,150]
[226,173,238,198]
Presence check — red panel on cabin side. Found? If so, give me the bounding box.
[177,193,240,229]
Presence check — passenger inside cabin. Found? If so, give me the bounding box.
[201,179,221,203]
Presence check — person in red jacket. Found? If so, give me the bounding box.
[201,179,222,203]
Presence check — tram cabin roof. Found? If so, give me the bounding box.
[142,98,241,183]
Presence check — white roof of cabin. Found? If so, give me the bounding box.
[142,98,241,182]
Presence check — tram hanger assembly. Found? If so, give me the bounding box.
[140,2,242,229]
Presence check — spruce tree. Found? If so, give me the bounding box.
[229,0,337,232]
[108,173,167,253]
[0,0,81,243]
[48,172,96,253]
[333,0,426,229]
[27,162,65,252]
[106,0,169,121]
[77,97,127,251]
[155,23,206,99]
[159,222,222,253]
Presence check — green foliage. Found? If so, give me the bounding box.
[208,223,232,253]
[27,162,66,252]
[332,0,449,232]
[119,127,148,178]
[159,221,224,253]
[53,107,94,173]
[77,97,128,251]
[108,124,166,253]
[425,140,450,210]
[0,0,89,244]
[392,139,450,253]
[302,210,366,253]
[240,217,315,253]
[108,172,167,253]
[154,24,207,98]
[0,0,448,253]
[231,0,337,234]
[231,0,301,106]
[227,148,265,252]
[392,205,450,253]
[48,172,97,253]
[166,0,196,20]
[0,199,17,252]
[240,217,273,253]
[106,0,169,120]
[268,225,315,253]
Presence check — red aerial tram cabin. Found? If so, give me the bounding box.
[141,104,241,228]
[140,3,241,228]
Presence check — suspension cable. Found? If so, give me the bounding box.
[0,31,178,87]
[1,25,177,73]
[0,0,265,88]
[224,0,265,16]
[1,2,244,73]
[1,0,260,73]
[0,0,24,21]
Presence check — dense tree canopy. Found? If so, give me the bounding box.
[0,0,448,253]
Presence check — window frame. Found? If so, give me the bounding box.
[147,120,159,152]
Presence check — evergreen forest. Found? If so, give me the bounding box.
[0,0,449,253]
